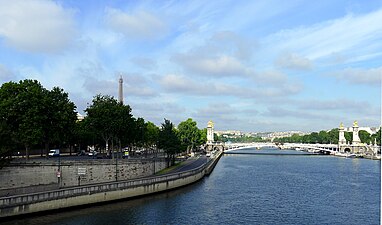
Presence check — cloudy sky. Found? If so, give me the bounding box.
[0,0,381,132]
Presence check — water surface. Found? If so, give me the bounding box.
[2,148,380,225]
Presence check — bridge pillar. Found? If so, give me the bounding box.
[338,122,346,146]
[207,120,214,144]
[352,121,361,146]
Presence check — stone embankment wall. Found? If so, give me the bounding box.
[0,152,223,218]
[0,159,167,195]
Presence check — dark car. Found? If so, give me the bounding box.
[96,153,109,159]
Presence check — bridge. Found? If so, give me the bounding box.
[224,142,277,152]
[278,143,338,154]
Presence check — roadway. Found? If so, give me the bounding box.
[166,155,208,174]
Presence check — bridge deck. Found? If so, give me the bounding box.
[224,152,322,156]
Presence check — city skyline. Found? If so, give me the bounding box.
[0,0,381,132]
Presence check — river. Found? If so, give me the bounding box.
[2,148,380,225]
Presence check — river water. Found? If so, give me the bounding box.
[2,148,380,225]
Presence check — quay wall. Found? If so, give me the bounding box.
[0,159,167,196]
[0,153,222,218]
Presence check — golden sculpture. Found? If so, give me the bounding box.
[353,120,358,127]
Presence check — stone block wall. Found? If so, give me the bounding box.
[0,159,167,195]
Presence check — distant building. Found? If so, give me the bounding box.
[77,113,85,121]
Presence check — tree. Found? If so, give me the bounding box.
[85,94,133,155]
[327,128,339,144]
[344,132,353,143]
[0,80,77,160]
[42,87,77,156]
[371,128,381,145]
[158,119,182,166]
[318,130,329,144]
[0,120,16,168]
[359,130,371,144]
[177,118,200,153]
[0,80,46,159]
[144,121,159,149]
[198,128,207,145]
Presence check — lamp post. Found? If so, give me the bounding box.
[115,152,118,182]
[57,152,61,188]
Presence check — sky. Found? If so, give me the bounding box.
[0,0,381,132]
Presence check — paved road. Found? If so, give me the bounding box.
[167,156,208,174]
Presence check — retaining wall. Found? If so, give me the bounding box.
[0,163,206,218]
[0,159,167,195]
[0,153,222,218]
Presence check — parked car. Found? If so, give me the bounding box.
[48,149,60,157]
[96,153,109,159]
[88,151,98,157]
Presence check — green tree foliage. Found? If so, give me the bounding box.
[218,135,263,143]
[198,128,207,145]
[0,80,45,159]
[273,128,379,145]
[144,121,160,148]
[42,87,77,155]
[177,118,200,153]
[158,119,182,166]
[327,128,339,144]
[0,120,16,168]
[0,80,77,161]
[344,132,353,143]
[359,130,371,144]
[371,128,381,145]
[85,95,133,155]
[132,117,146,147]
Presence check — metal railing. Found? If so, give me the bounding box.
[0,161,208,208]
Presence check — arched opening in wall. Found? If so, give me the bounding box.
[213,146,220,152]
[344,148,351,153]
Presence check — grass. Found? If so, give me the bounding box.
[155,162,183,175]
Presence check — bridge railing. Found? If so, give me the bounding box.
[0,162,207,208]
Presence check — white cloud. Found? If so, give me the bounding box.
[253,70,288,84]
[0,0,76,53]
[159,74,301,98]
[174,54,249,77]
[276,52,313,70]
[265,9,382,62]
[329,67,382,86]
[104,8,167,39]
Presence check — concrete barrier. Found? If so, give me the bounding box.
[0,155,222,218]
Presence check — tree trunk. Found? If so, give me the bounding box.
[45,142,49,158]
[25,144,29,160]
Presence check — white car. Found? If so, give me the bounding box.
[48,149,60,157]
[88,151,98,156]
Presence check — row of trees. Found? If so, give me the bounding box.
[0,80,77,165]
[217,135,263,143]
[0,79,208,167]
[77,95,207,164]
[274,128,381,145]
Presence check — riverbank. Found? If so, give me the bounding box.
[0,152,223,218]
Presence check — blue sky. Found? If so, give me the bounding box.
[0,0,381,132]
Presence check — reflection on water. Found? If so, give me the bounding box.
[1,148,380,225]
